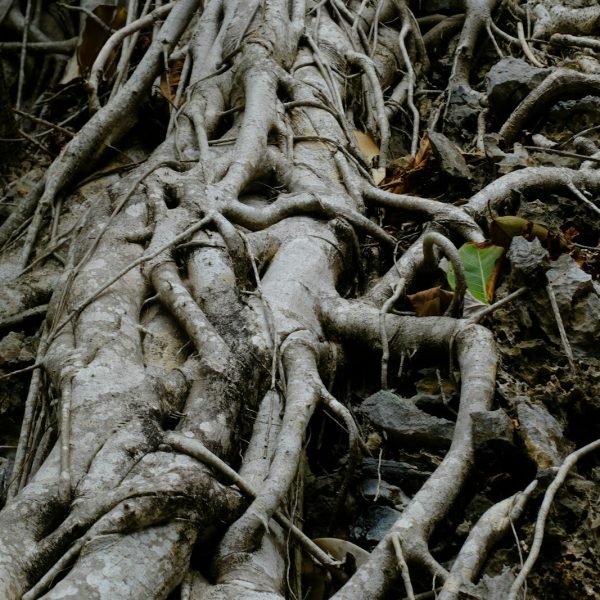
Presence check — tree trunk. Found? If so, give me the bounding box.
[1,1,599,599]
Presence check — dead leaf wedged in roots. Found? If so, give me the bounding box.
[380,132,432,193]
[490,215,549,248]
[160,58,186,105]
[60,5,128,85]
[353,130,386,183]
[302,537,369,600]
[407,286,454,316]
[353,130,379,165]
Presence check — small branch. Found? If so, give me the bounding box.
[321,388,365,526]
[398,18,419,156]
[47,214,214,345]
[438,480,537,600]
[12,108,74,138]
[16,0,33,110]
[58,2,115,34]
[467,287,527,324]
[500,69,600,146]
[0,38,77,53]
[364,185,485,243]
[545,282,576,374]
[566,180,600,217]
[525,146,600,166]
[0,304,48,329]
[550,33,600,52]
[6,327,49,500]
[59,377,73,502]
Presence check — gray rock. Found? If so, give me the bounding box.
[507,236,550,286]
[360,478,409,510]
[360,390,454,449]
[352,505,402,544]
[486,57,550,121]
[517,400,573,469]
[470,567,517,600]
[542,254,600,356]
[444,85,482,144]
[570,292,600,357]
[361,457,431,493]
[546,253,594,316]
[0,331,24,365]
[411,392,446,412]
[472,409,515,449]
[427,130,471,180]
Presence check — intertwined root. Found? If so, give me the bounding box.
[1,1,599,599]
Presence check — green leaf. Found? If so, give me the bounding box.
[448,242,504,304]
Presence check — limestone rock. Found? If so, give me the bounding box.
[360,390,454,449]
[517,400,573,469]
[486,57,550,124]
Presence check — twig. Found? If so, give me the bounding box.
[467,287,527,324]
[110,0,153,99]
[0,304,48,329]
[398,17,419,156]
[58,2,115,34]
[545,282,576,374]
[6,327,48,500]
[566,180,600,217]
[321,388,365,526]
[550,33,600,52]
[59,377,73,502]
[485,20,503,58]
[524,146,600,165]
[16,0,33,110]
[23,537,86,600]
[18,128,51,156]
[507,439,600,600]
[12,109,74,138]
[346,51,391,166]
[48,214,214,344]
[239,230,279,390]
[0,38,77,53]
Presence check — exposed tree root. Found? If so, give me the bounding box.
[0,1,599,599]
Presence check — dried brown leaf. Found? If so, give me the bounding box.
[77,6,128,76]
[408,286,454,316]
[354,130,379,165]
[160,58,186,104]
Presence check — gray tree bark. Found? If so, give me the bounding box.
[1,1,599,599]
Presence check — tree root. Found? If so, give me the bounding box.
[500,68,600,146]
[2,2,598,598]
[438,480,537,600]
[508,438,600,600]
